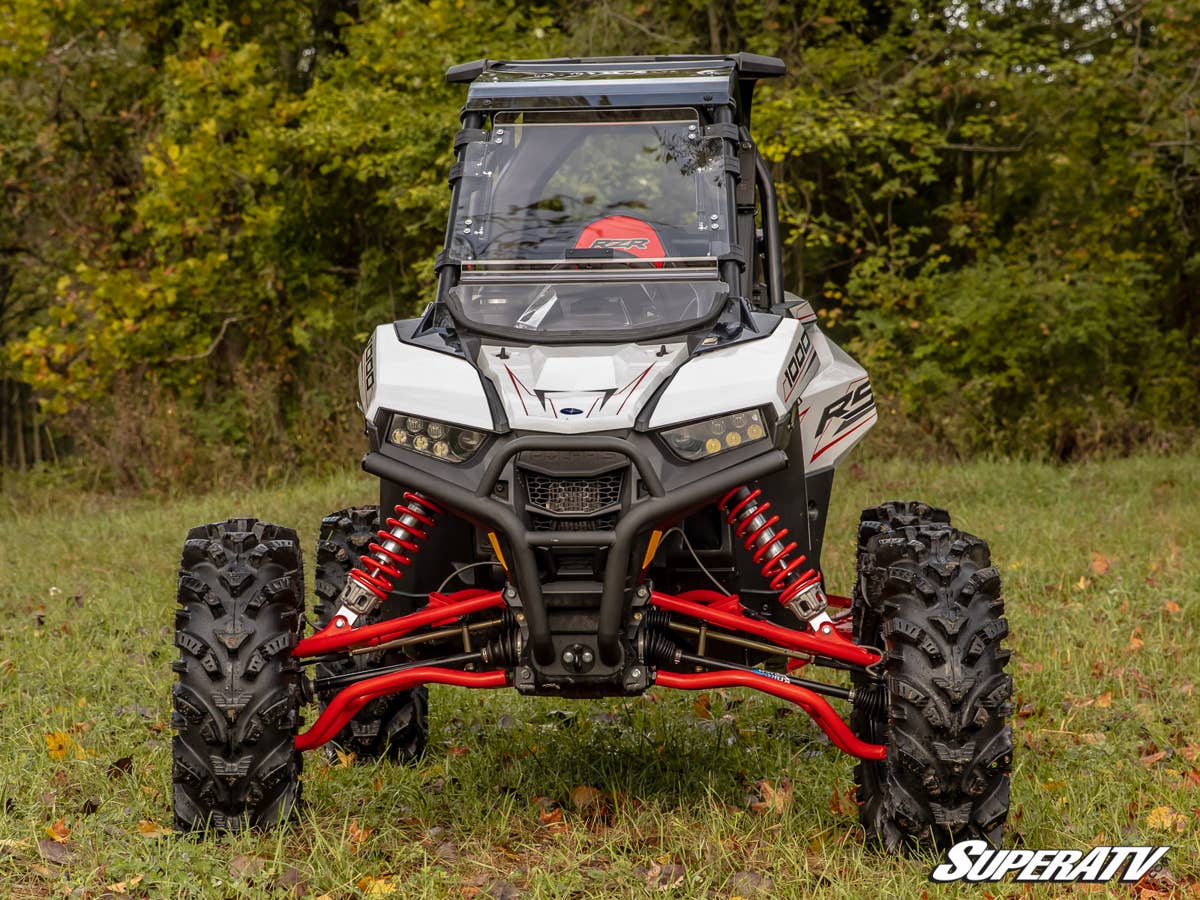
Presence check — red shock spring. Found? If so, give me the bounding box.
[718,484,821,607]
[348,492,443,600]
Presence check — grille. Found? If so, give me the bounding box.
[524,471,623,515]
[531,513,618,532]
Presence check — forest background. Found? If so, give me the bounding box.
[2,0,1198,492]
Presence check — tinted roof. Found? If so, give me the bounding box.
[448,54,784,112]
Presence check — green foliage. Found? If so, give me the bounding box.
[1,0,1198,486]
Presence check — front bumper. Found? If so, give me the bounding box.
[361,439,789,665]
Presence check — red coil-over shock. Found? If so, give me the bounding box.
[333,492,442,626]
[718,484,827,622]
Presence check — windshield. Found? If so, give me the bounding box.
[448,280,727,336]
[449,109,731,264]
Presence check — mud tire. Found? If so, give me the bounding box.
[171,518,304,831]
[312,506,429,764]
[851,509,1012,851]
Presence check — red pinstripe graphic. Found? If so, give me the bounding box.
[504,366,530,416]
[586,396,600,417]
[810,410,876,463]
[547,396,558,418]
[616,364,655,415]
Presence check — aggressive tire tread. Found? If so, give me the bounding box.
[851,502,1012,851]
[172,518,304,832]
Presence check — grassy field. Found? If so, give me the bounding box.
[0,453,1197,899]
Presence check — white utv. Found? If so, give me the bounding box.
[171,53,1012,851]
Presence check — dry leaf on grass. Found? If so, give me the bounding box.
[1146,805,1188,832]
[357,874,397,896]
[1141,750,1169,768]
[828,786,854,816]
[748,777,792,815]
[36,839,73,865]
[347,818,374,853]
[1090,552,1111,575]
[645,862,686,890]
[103,874,144,895]
[1164,600,1182,615]
[45,818,70,843]
[136,819,170,839]
[570,785,606,814]
[229,854,267,878]
[1096,691,1113,708]
[1129,628,1145,651]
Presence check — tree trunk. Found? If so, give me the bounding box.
[14,385,25,471]
[707,0,722,54]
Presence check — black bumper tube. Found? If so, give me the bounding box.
[596,449,787,662]
[361,447,789,668]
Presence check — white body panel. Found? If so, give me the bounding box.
[795,326,877,472]
[360,302,877,471]
[360,324,493,430]
[476,342,688,433]
[646,318,814,428]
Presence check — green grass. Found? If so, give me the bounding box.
[1,454,1197,898]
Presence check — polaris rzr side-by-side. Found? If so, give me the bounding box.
[171,54,1012,850]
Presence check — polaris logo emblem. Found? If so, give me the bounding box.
[560,407,583,415]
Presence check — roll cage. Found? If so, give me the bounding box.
[436,54,789,326]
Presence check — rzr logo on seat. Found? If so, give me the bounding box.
[590,238,650,250]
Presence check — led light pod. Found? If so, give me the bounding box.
[387,413,487,463]
[661,408,767,461]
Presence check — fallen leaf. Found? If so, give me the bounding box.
[45,817,70,843]
[107,755,134,778]
[1079,733,1106,745]
[103,875,144,895]
[538,805,563,826]
[570,786,606,813]
[1129,628,1145,651]
[448,746,468,756]
[272,866,307,897]
[429,839,458,864]
[829,786,854,816]
[1146,805,1188,832]
[1076,575,1090,591]
[36,839,73,865]
[229,854,266,879]
[749,777,792,816]
[334,749,356,768]
[44,732,72,760]
[726,870,774,896]
[1096,691,1113,708]
[358,874,397,896]
[645,861,686,890]
[347,818,374,852]
[1091,552,1111,575]
[136,819,170,839]
[1163,600,1182,615]
[1141,750,1169,768]
[693,694,712,719]
[483,880,520,900]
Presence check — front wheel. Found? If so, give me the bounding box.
[851,517,1013,851]
[171,519,304,831]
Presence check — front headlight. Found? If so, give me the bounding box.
[387,413,486,463]
[660,408,768,461]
